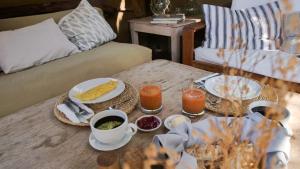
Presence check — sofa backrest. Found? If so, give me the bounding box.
[0,7,103,31]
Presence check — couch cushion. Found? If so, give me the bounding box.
[280,12,300,55]
[202,2,281,50]
[231,0,300,13]
[58,0,116,51]
[0,7,103,31]
[0,18,79,73]
[0,42,151,117]
[194,47,300,83]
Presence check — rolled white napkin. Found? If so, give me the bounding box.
[57,104,80,123]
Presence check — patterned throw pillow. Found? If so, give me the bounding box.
[202,1,282,50]
[58,0,116,51]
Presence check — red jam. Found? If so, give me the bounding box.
[137,116,160,130]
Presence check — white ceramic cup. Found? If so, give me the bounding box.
[247,100,290,127]
[90,109,137,144]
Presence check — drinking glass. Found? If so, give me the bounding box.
[139,84,163,114]
[182,87,206,116]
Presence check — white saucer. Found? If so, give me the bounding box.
[164,114,191,130]
[89,130,133,151]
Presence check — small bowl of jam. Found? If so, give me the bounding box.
[135,115,162,132]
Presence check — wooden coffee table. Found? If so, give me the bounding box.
[0,60,299,169]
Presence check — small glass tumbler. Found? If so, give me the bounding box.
[139,85,163,114]
[182,87,206,116]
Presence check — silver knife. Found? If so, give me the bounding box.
[65,99,89,116]
[64,100,89,123]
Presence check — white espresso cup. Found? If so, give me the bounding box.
[90,109,137,144]
[247,100,291,127]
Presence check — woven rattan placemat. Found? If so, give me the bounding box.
[54,83,139,127]
[205,85,278,116]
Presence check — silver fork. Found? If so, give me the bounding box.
[194,73,220,89]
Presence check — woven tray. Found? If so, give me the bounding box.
[54,83,139,127]
[205,85,278,116]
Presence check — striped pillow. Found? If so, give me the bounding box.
[203,1,282,50]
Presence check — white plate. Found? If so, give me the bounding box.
[89,129,133,151]
[135,115,162,132]
[164,115,191,130]
[69,78,125,104]
[205,75,261,100]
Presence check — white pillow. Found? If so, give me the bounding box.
[231,0,300,13]
[58,0,117,51]
[0,18,79,74]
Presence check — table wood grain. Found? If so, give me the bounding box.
[0,60,299,169]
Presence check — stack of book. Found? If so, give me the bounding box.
[150,14,185,24]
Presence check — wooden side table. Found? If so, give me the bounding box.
[129,17,201,62]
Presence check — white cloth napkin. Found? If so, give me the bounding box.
[153,113,291,169]
[57,104,80,123]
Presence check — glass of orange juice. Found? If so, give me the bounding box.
[140,85,163,114]
[182,87,205,116]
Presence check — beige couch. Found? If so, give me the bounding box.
[0,9,152,117]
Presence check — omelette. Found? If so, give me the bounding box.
[76,80,118,101]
